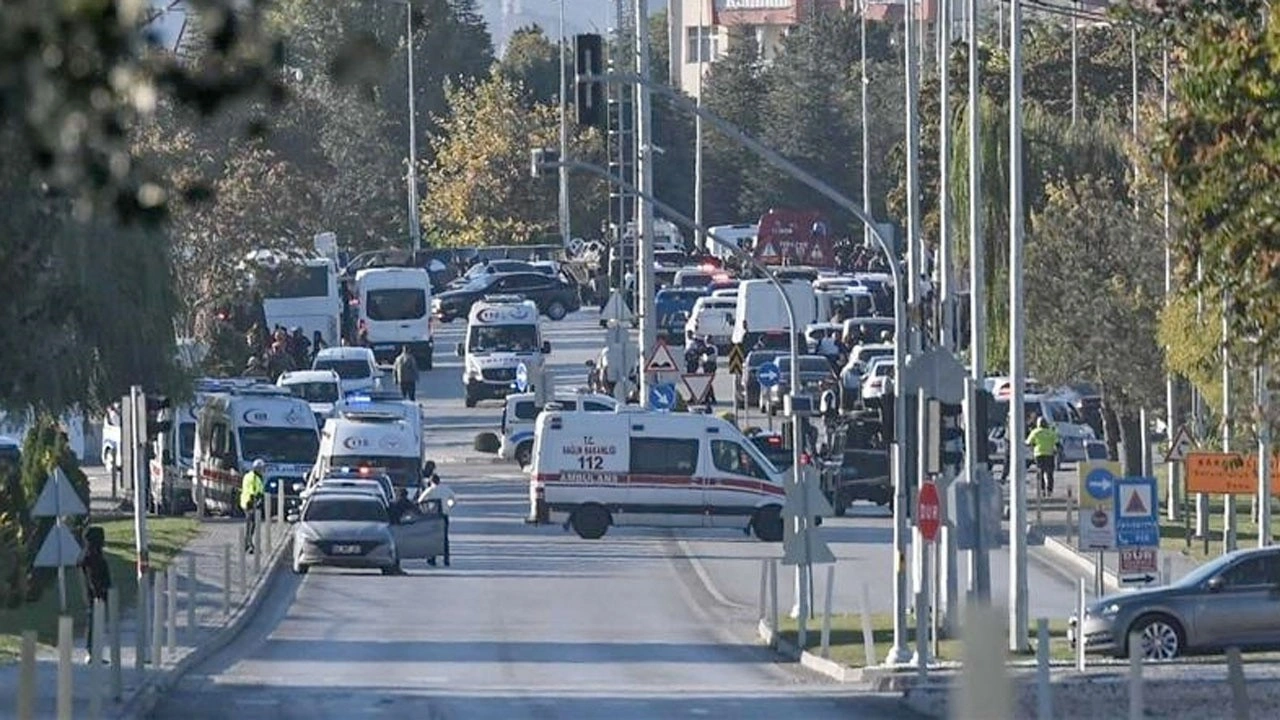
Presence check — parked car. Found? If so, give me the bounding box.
[432,272,580,322]
[764,355,839,415]
[737,350,783,408]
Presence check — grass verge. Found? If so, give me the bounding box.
[776,613,1074,668]
[0,517,200,661]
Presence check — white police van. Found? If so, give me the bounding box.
[528,408,786,541]
[497,390,617,468]
[355,266,435,368]
[458,295,551,408]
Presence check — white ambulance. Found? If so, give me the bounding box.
[193,385,321,515]
[528,409,786,541]
[313,409,425,497]
[457,295,551,408]
[355,266,435,368]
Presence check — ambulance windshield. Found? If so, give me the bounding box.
[469,325,538,354]
[238,427,320,464]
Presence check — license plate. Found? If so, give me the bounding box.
[332,544,361,555]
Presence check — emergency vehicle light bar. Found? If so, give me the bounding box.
[338,410,403,422]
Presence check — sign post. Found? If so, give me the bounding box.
[1078,461,1119,596]
[31,468,89,614]
[1115,476,1160,586]
[757,360,780,432]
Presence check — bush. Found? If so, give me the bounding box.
[19,416,89,602]
[474,432,500,454]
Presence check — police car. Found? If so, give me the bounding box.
[498,391,618,467]
[528,408,786,541]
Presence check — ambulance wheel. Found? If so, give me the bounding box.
[571,504,610,539]
[752,505,783,542]
[515,441,534,468]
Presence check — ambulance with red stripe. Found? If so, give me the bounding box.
[529,408,786,541]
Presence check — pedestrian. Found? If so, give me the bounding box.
[418,474,456,567]
[311,330,327,363]
[77,525,111,663]
[393,346,419,401]
[240,459,266,554]
[1026,416,1060,496]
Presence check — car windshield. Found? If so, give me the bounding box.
[328,455,420,491]
[178,422,196,461]
[314,359,371,379]
[303,498,388,523]
[285,381,340,403]
[469,324,539,353]
[238,428,319,464]
[1176,552,1239,588]
[366,288,426,321]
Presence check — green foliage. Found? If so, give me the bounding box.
[701,26,770,225]
[497,26,563,107]
[17,417,89,602]
[0,448,25,608]
[1158,0,1280,355]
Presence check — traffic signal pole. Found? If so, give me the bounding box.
[633,0,657,408]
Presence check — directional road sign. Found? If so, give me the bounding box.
[649,383,677,411]
[644,340,682,374]
[1077,461,1120,551]
[1115,476,1159,548]
[727,343,746,375]
[757,360,781,389]
[1118,548,1159,585]
[1165,425,1193,462]
[916,481,941,542]
[514,362,529,393]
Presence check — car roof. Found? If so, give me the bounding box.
[315,347,374,361]
[305,490,385,503]
[279,370,340,384]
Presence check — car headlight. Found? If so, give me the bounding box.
[1090,603,1121,618]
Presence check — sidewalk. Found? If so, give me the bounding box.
[0,511,289,720]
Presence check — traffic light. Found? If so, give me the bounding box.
[146,395,172,438]
[574,34,605,128]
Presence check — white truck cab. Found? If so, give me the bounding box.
[497,391,618,467]
[355,267,435,368]
[528,409,786,541]
[458,295,551,408]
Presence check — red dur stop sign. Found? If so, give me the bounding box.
[917,481,941,542]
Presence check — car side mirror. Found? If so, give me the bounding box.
[456,343,465,357]
[285,512,300,524]
[542,341,552,354]
[1207,576,1225,593]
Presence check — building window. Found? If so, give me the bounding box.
[686,26,717,64]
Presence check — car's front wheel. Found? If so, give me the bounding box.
[546,300,568,321]
[1127,613,1184,660]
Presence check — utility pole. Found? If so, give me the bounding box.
[936,0,959,636]
[405,4,422,251]
[890,0,922,667]
[1258,360,1273,547]
[1224,295,1236,553]
[860,0,872,252]
[1070,1,1079,126]
[694,0,705,239]
[1008,0,1029,654]
[635,0,657,406]
[558,0,571,248]
[1162,44,1177,521]
[965,0,989,603]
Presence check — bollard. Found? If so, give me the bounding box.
[223,544,232,615]
[238,529,247,595]
[1128,631,1144,720]
[1066,487,1075,545]
[757,559,768,624]
[17,630,35,720]
[186,553,197,638]
[1226,646,1251,720]
[1036,618,1052,720]
[253,521,262,575]
[108,587,121,701]
[265,511,274,554]
[768,559,778,634]
[135,573,147,675]
[150,570,164,666]
[1162,555,1173,585]
[1076,578,1087,672]
[166,566,177,656]
[820,565,834,659]
[89,600,105,719]
[278,487,285,531]
[860,583,876,666]
[57,615,72,720]
[953,604,1013,720]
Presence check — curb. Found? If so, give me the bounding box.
[1040,535,1121,594]
[755,619,866,684]
[112,537,292,719]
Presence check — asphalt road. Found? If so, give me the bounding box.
[151,309,925,720]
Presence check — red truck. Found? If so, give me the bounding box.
[752,209,835,268]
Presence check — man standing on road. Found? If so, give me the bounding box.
[394,346,419,401]
[1025,417,1060,496]
[78,525,111,662]
[240,459,266,554]
[418,475,456,567]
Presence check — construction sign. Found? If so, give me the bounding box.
[1185,452,1280,495]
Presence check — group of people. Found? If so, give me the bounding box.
[242,324,327,382]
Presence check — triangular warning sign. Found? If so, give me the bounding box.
[30,468,87,518]
[681,373,715,404]
[1166,425,1193,461]
[33,523,82,568]
[1125,489,1147,515]
[808,242,826,263]
[757,240,779,259]
[644,340,681,373]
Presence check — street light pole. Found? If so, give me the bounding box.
[634,0,657,408]
[694,0,705,238]
[405,3,422,251]
[965,0,989,603]
[860,0,871,252]
[558,0,571,248]
[1008,0,1030,654]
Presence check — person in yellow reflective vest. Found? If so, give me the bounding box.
[1025,417,1060,496]
[240,459,266,554]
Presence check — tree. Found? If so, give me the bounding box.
[700,26,769,225]
[498,26,562,107]
[1158,1,1280,355]
[1025,174,1164,470]
[17,417,89,601]
[421,75,606,246]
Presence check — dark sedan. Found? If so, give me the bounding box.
[432,272,581,322]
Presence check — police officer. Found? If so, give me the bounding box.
[240,459,266,554]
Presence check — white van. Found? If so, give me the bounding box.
[193,386,320,515]
[732,278,817,348]
[277,369,342,428]
[458,295,551,408]
[355,267,434,368]
[684,295,737,347]
[987,381,1097,464]
[529,409,786,541]
[498,391,618,467]
[706,223,758,259]
[314,410,424,497]
[312,346,379,396]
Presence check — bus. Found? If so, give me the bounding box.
[259,257,341,346]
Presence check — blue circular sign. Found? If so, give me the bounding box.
[757,361,781,389]
[514,363,529,392]
[649,383,676,410]
[1085,467,1115,501]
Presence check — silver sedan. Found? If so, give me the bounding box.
[1070,547,1280,659]
[291,493,399,575]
